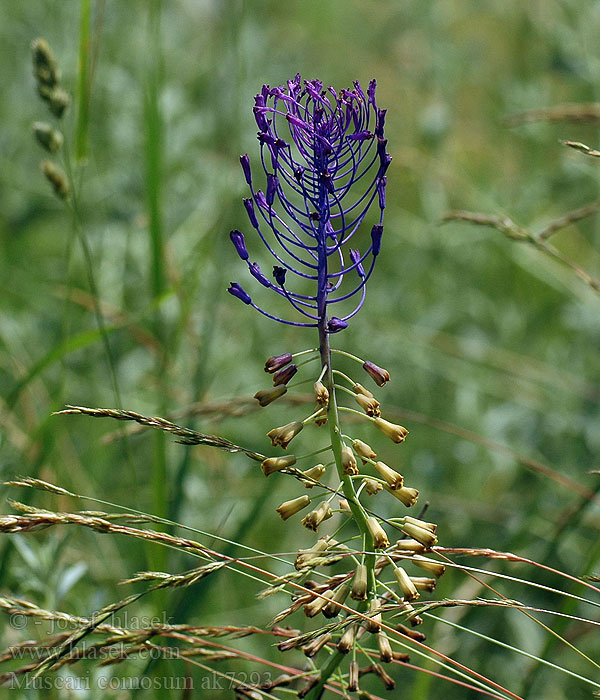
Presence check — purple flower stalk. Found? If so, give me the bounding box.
[228,74,390,332]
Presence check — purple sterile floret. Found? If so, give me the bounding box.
[228,74,390,329]
[371,224,383,257]
[327,317,349,333]
[240,154,252,184]
[273,266,287,286]
[230,230,249,260]
[228,282,251,305]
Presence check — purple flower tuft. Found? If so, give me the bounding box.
[228,75,390,330]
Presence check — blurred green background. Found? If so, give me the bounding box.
[1,1,600,698]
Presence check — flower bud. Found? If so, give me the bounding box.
[371,224,383,256]
[374,662,395,690]
[396,623,426,641]
[363,478,382,496]
[341,445,358,475]
[314,380,329,407]
[261,454,296,477]
[273,363,297,386]
[405,516,437,533]
[40,160,69,199]
[302,632,331,658]
[264,353,292,373]
[347,660,359,691]
[303,589,333,617]
[352,439,376,462]
[249,261,270,287]
[393,538,425,554]
[295,536,335,570]
[366,597,382,633]
[385,486,419,507]
[401,522,438,549]
[374,461,403,489]
[239,153,252,184]
[227,281,251,305]
[229,229,249,260]
[363,360,390,386]
[337,623,357,654]
[353,382,374,398]
[33,122,63,153]
[273,265,287,286]
[300,464,326,487]
[244,197,259,228]
[254,385,287,407]
[374,417,408,443]
[394,566,419,601]
[276,495,310,520]
[378,630,393,663]
[354,393,381,417]
[327,317,348,333]
[323,583,350,618]
[267,421,303,449]
[351,564,368,601]
[338,498,352,514]
[410,576,436,592]
[366,517,389,549]
[412,556,446,578]
[301,501,332,532]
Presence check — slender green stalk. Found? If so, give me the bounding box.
[305,327,376,699]
[75,0,91,162]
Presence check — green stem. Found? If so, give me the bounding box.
[305,327,376,699]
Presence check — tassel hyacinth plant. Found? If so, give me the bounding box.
[2,42,600,698]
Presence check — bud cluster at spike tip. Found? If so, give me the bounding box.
[227,74,391,330]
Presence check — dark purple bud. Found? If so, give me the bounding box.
[286,113,307,130]
[371,225,383,256]
[229,230,249,260]
[327,317,348,333]
[266,173,278,206]
[255,190,268,210]
[240,154,252,184]
[258,131,276,147]
[227,282,251,305]
[293,165,304,182]
[273,363,298,386]
[353,80,366,102]
[377,177,387,209]
[265,352,293,373]
[253,104,269,131]
[377,137,388,159]
[348,130,374,142]
[379,153,392,177]
[249,262,270,287]
[375,108,386,138]
[243,198,259,228]
[320,171,334,194]
[349,248,365,278]
[363,360,391,386]
[368,79,377,106]
[273,265,287,286]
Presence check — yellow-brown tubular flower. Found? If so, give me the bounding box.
[267,421,303,449]
[374,417,408,443]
